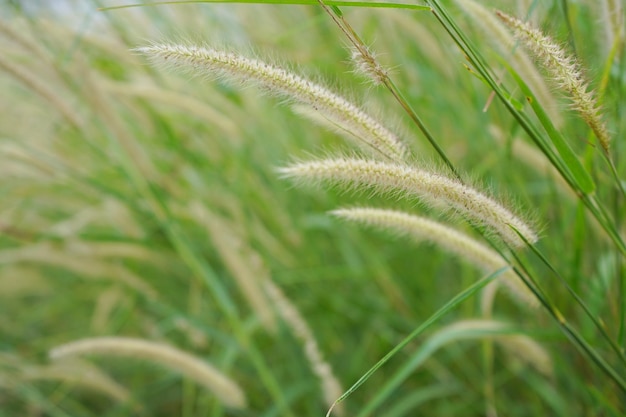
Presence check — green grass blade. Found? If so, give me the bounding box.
[325,269,503,417]
[384,384,460,417]
[99,0,430,12]
[508,66,596,194]
[427,0,626,255]
[316,0,462,179]
[358,321,515,416]
[522,236,626,368]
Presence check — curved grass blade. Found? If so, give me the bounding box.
[99,0,430,12]
[509,228,626,395]
[426,0,626,257]
[521,234,626,367]
[384,384,460,417]
[316,0,462,180]
[325,268,503,417]
[357,321,517,417]
[507,64,595,194]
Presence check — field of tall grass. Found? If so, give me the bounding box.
[1,0,625,415]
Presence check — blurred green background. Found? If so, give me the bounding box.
[1,1,625,416]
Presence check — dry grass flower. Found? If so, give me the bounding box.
[135,43,407,161]
[279,157,538,248]
[49,337,247,409]
[456,0,563,127]
[332,207,538,307]
[495,10,611,153]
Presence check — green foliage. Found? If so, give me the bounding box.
[1,0,625,416]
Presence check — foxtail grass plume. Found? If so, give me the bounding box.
[135,43,407,161]
[0,243,158,300]
[350,45,388,86]
[49,337,246,409]
[495,10,611,153]
[498,333,553,376]
[332,207,537,307]
[102,79,240,137]
[456,0,563,127]
[0,265,51,298]
[20,358,132,405]
[385,12,456,80]
[0,54,82,129]
[189,202,277,333]
[364,319,552,412]
[279,157,538,248]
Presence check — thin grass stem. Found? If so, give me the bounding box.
[99,0,430,12]
[316,1,462,180]
[326,271,501,417]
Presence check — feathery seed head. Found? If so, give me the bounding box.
[495,10,611,152]
[332,207,538,307]
[349,45,388,86]
[456,0,563,126]
[135,43,407,161]
[332,207,506,271]
[193,206,277,333]
[279,157,538,248]
[50,337,247,408]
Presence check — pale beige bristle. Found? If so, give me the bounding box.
[49,337,247,409]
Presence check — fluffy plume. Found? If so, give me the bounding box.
[49,337,247,409]
[20,358,132,405]
[278,157,538,248]
[135,43,407,161]
[456,0,563,127]
[598,0,624,58]
[189,202,277,333]
[332,207,537,307]
[495,10,611,153]
[350,45,388,86]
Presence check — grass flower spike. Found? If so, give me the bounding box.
[495,10,611,153]
[7,5,626,416]
[135,43,407,161]
[455,0,563,127]
[20,359,132,405]
[350,45,388,86]
[50,337,247,409]
[332,208,537,306]
[279,157,537,248]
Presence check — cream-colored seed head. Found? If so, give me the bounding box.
[49,337,247,409]
[332,207,538,307]
[456,0,563,127]
[279,157,538,248]
[20,358,132,405]
[350,46,388,86]
[135,43,407,161]
[597,0,624,59]
[438,320,552,376]
[495,10,611,153]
